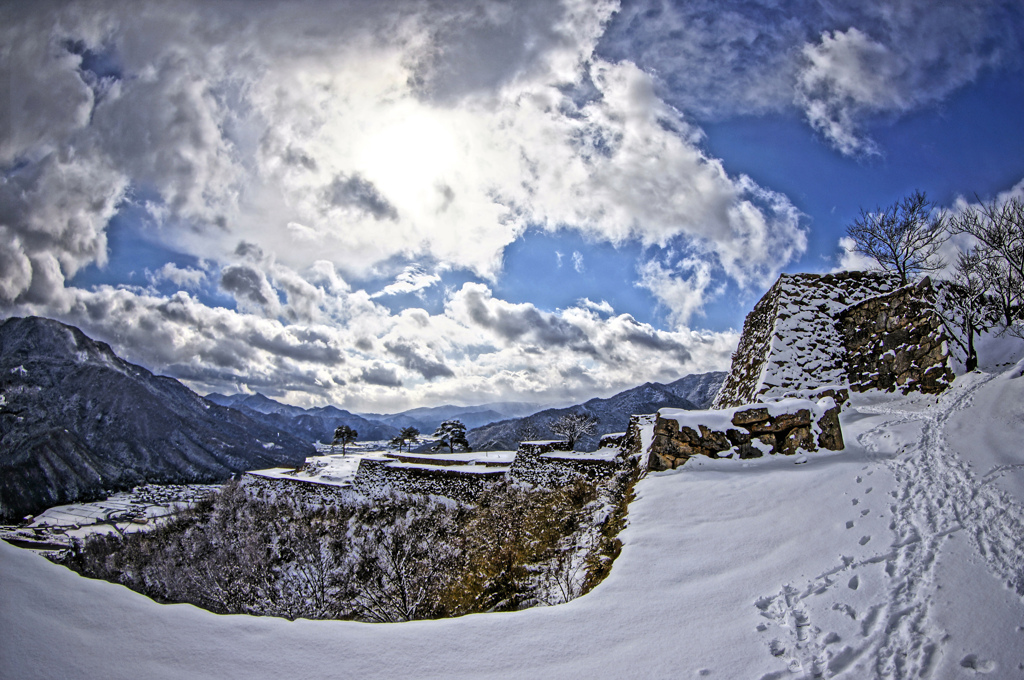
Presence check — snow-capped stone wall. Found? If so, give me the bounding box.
[838,277,955,395]
[713,272,912,409]
[509,440,622,488]
[241,472,353,506]
[649,394,845,471]
[351,457,506,502]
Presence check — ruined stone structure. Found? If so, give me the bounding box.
[713,272,953,408]
[247,430,641,504]
[350,457,507,502]
[648,393,845,471]
[839,277,954,394]
[509,440,623,488]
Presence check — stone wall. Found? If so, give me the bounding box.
[713,272,898,408]
[241,472,354,506]
[508,440,622,488]
[649,394,845,471]
[350,457,505,502]
[838,278,954,395]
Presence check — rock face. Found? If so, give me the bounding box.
[712,272,955,408]
[0,317,311,520]
[839,278,954,395]
[649,391,846,471]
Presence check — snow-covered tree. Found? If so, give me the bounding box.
[333,425,358,454]
[550,413,599,449]
[389,428,420,452]
[432,420,470,453]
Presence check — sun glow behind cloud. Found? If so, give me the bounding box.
[1,0,1020,410]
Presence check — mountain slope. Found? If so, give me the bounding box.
[466,371,727,451]
[205,393,400,443]
[0,317,311,520]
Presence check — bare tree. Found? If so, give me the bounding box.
[949,196,1024,330]
[939,252,1000,372]
[550,413,599,450]
[846,190,948,285]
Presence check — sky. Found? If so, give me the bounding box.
[2,0,1022,413]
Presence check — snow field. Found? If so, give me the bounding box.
[4,352,1024,678]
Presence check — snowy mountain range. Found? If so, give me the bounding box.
[204,392,402,442]
[0,317,311,520]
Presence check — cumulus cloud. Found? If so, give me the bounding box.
[148,262,207,289]
[833,235,878,274]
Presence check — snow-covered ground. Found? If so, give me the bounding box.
[0,484,221,549]
[4,346,1024,679]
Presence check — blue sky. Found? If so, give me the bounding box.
[2,0,1022,411]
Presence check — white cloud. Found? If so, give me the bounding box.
[637,257,715,330]
[371,267,441,299]
[579,298,613,315]
[148,263,207,289]
[572,251,585,273]
[6,278,737,412]
[598,0,1021,156]
[833,236,878,273]
[3,0,828,409]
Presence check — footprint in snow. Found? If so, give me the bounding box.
[859,535,871,545]
[856,476,863,483]
[846,521,855,529]
[960,654,997,674]
[865,487,873,494]
[852,498,860,506]
[860,509,870,516]
[848,575,860,590]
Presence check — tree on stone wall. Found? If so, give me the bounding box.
[432,420,470,453]
[333,425,358,454]
[550,413,599,450]
[390,427,420,452]
[846,190,948,285]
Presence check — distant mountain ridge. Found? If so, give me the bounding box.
[204,394,550,443]
[0,317,311,521]
[204,393,400,443]
[357,401,545,433]
[466,371,727,451]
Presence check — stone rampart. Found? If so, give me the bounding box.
[241,472,354,506]
[650,394,844,471]
[508,439,622,488]
[714,272,898,408]
[838,278,954,395]
[350,457,505,502]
